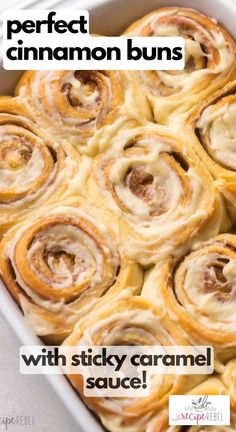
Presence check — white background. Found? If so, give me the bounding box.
[0,314,79,432]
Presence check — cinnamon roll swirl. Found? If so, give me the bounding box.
[0,203,142,343]
[1,7,236,431]
[0,96,79,234]
[15,70,151,155]
[86,124,227,265]
[64,296,203,432]
[142,234,236,355]
[124,7,236,124]
[185,80,236,218]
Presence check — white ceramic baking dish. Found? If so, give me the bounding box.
[0,0,236,431]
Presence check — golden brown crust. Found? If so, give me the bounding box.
[183,80,236,220]
[0,6,236,432]
[84,123,227,265]
[0,201,143,343]
[0,96,80,234]
[124,7,236,123]
[14,69,152,155]
[64,296,201,430]
[142,234,236,353]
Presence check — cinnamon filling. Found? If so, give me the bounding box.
[141,14,216,97]
[45,251,76,274]
[61,71,101,108]
[124,167,167,215]
[29,231,94,287]
[201,259,235,302]
[195,92,236,171]
[0,140,32,169]
[152,15,211,69]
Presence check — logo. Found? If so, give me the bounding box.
[169,395,230,426]
[192,395,211,411]
[0,416,36,431]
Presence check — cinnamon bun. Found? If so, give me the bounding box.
[0,201,142,343]
[124,7,236,124]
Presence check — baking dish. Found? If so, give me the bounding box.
[0,0,236,431]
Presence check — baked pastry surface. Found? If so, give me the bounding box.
[0,6,236,432]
